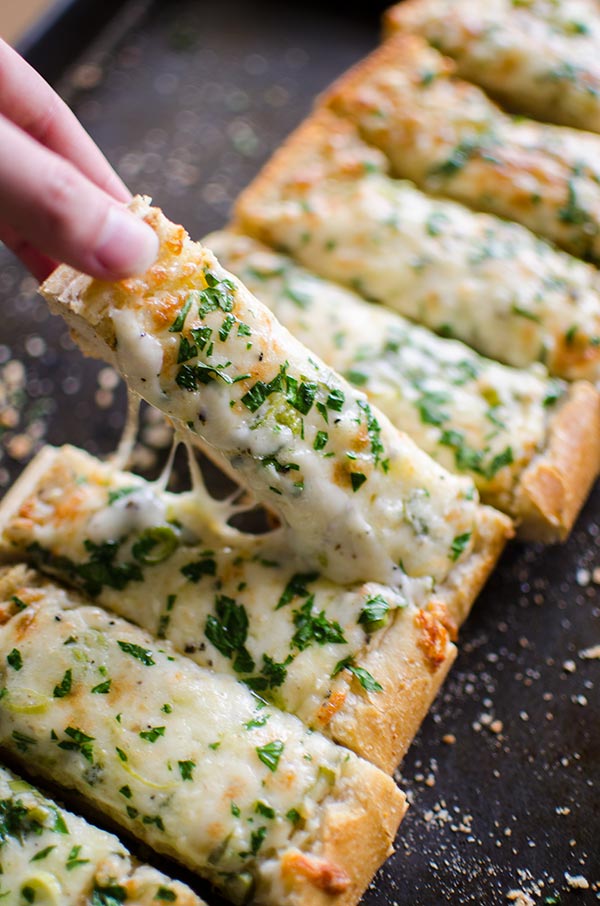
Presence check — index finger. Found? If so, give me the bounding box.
[0,38,130,203]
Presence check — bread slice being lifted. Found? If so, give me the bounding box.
[39,196,511,593]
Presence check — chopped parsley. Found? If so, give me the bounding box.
[291,597,346,651]
[117,641,155,666]
[313,430,328,451]
[139,726,165,743]
[326,388,345,411]
[66,844,90,870]
[255,801,275,819]
[256,740,284,772]
[91,882,128,905]
[132,527,179,565]
[205,595,254,674]
[30,844,56,862]
[12,731,36,753]
[180,557,216,583]
[276,572,319,609]
[58,727,95,763]
[107,486,137,505]
[91,679,112,694]
[241,363,287,412]
[450,531,472,562]
[332,656,383,693]
[53,668,73,698]
[168,296,193,333]
[358,594,391,630]
[7,648,22,671]
[350,472,367,492]
[178,760,196,781]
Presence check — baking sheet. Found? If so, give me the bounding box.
[0,0,599,902]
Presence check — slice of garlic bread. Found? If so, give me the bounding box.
[0,765,204,906]
[0,563,406,906]
[234,110,600,382]
[40,197,510,592]
[207,229,600,540]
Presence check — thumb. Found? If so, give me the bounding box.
[0,114,158,280]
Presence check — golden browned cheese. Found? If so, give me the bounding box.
[326,34,600,264]
[235,110,600,382]
[386,0,600,132]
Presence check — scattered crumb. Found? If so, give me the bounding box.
[562,659,576,673]
[442,733,456,745]
[506,890,535,906]
[579,644,600,660]
[565,872,589,890]
[576,568,591,587]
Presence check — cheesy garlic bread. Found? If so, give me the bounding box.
[40,197,510,592]
[326,34,600,264]
[234,110,600,382]
[386,0,600,133]
[0,564,405,906]
[0,765,204,905]
[0,444,469,772]
[206,230,600,539]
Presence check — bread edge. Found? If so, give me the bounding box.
[516,381,600,542]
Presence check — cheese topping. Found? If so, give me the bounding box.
[0,766,203,905]
[387,0,600,133]
[1,446,436,727]
[328,34,600,264]
[235,112,600,381]
[206,230,566,516]
[44,199,481,587]
[0,566,402,905]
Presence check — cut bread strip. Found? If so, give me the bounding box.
[0,444,464,771]
[325,33,600,265]
[206,230,600,540]
[234,109,600,382]
[0,563,406,906]
[386,0,600,133]
[40,196,510,593]
[0,764,204,905]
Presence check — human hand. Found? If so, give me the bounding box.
[0,39,158,282]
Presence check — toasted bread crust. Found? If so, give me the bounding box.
[517,382,600,541]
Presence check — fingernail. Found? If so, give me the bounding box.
[95,206,159,278]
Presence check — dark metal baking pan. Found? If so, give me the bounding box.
[1,0,599,902]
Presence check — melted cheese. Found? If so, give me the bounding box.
[0,566,401,905]
[205,230,565,516]
[42,199,483,588]
[387,0,600,133]
[234,112,600,381]
[328,34,600,264]
[0,766,202,905]
[0,446,435,728]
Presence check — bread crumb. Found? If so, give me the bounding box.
[579,644,600,660]
[506,889,535,905]
[562,659,576,673]
[576,568,591,586]
[565,872,589,889]
[442,733,456,745]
